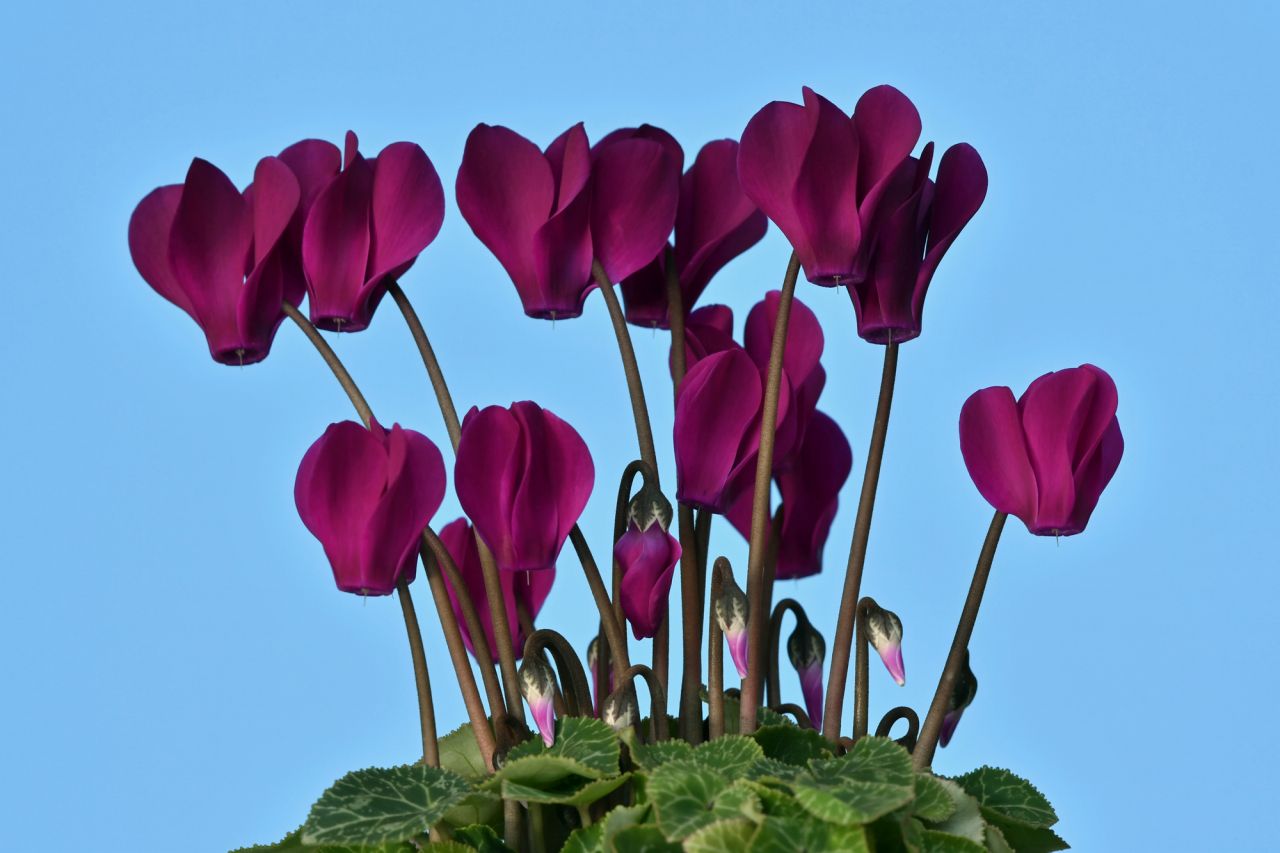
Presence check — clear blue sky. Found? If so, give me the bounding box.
[2,2,1277,850]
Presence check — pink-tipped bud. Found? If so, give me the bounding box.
[714,569,750,678]
[786,613,826,729]
[864,602,906,686]
[519,655,558,746]
[602,689,638,733]
[940,649,978,749]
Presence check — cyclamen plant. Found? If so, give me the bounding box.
[130,84,1121,853]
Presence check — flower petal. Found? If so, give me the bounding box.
[129,184,192,315]
[302,155,374,330]
[591,137,681,283]
[959,386,1038,524]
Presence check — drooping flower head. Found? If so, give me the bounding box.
[294,419,446,595]
[438,518,554,663]
[455,402,594,572]
[615,484,681,640]
[846,141,987,344]
[786,612,826,728]
[714,568,750,678]
[738,85,922,285]
[621,139,768,327]
[129,156,303,365]
[456,122,680,319]
[862,600,907,686]
[940,649,978,748]
[519,654,559,747]
[960,364,1124,536]
[296,131,445,332]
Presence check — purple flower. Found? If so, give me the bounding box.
[714,569,750,678]
[456,122,680,320]
[743,291,826,467]
[786,615,826,729]
[847,142,987,344]
[297,131,445,332]
[438,518,554,663]
[738,86,921,285]
[672,304,738,376]
[960,365,1124,536]
[129,157,303,365]
[614,485,681,640]
[455,402,594,572]
[294,419,446,595]
[621,139,767,327]
[519,655,559,746]
[674,348,790,513]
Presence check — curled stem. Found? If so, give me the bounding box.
[616,664,669,742]
[772,703,813,729]
[823,340,900,741]
[767,598,807,709]
[525,629,594,717]
[396,580,439,766]
[740,253,801,734]
[876,706,920,751]
[914,511,1006,769]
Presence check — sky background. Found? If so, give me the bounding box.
[2,1,1277,850]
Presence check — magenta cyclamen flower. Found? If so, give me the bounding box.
[738,85,922,285]
[456,122,680,319]
[294,419,446,595]
[960,364,1124,536]
[621,139,768,327]
[847,142,987,344]
[455,402,594,572]
[299,131,445,332]
[129,157,303,365]
[615,521,682,640]
[743,290,826,467]
[674,347,789,513]
[439,518,554,662]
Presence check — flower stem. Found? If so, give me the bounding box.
[767,598,806,709]
[740,253,801,734]
[386,282,526,730]
[525,628,594,717]
[569,527,631,681]
[617,664,669,742]
[914,511,1006,769]
[283,302,373,427]
[853,597,877,739]
[676,503,703,743]
[707,557,731,739]
[591,261,658,474]
[396,580,440,766]
[822,340,900,741]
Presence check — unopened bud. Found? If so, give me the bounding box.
[519,655,558,746]
[787,614,826,729]
[714,570,749,678]
[626,482,674,532]
[864,602,906,686]
[601,689,638,733]
[940,650,977,749]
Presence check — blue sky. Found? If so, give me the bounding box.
[2,1,1277,850]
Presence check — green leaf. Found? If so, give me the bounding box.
[954,767,1058,828]
[751,725,833,766]
[302,765,472,846]
[683,819,757,853]
[749,817,871,853]
[230,830,416,853]
[609,824,681,852]
[691,735,765,775]
[977,810,1069,853]
[421,844,473,852]
[920,829,988,853]
[501,773,631,807]
[503,717,622,779]
[830,736,915,787]
[929,779,985,844]
[984,824,1014,853]
[747,757,808,785]
[744,781,809,821]
[698,689,787,734]
[628,739,694,772]
[439,723,493,782]
[792,781,915,826]
[451,824,512,852]
[648,765,759,840]
[562,822,605,853]
[913,774,958,823]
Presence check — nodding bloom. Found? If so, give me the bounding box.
[455,402,594,572]
[786,612,826,729]
[727,410,852,580]
[940,650,978,748]
[862,601,906,686]
[846,141,987,344]
[615,485,681,640]
[295,131,445,333]
[129,156,303,365]
[714,569,750,678]
[673,347,789,514]
[743,291,826,467]
[738,85,922,285]
[294,419,446,595]
[519,655,559,746]
[438,518,554,663]
[456,122,680,320]
[960,364,1124,536]
[621,139,768,327]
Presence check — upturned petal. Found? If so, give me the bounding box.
[302,152,374,330]
[590,133,682,284]
[773,411,852,579]
[616,522,682,640]
[674,348,762,512]
[455,403,594,572]
[960,386,1040,524]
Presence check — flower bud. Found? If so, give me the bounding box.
[863,602,906,686]
[714,570,750,678]
[786,614,826,729]
[602,689,638,733]
[519,655,559,747]
[626,482,674,532]
[940,650,978,748]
